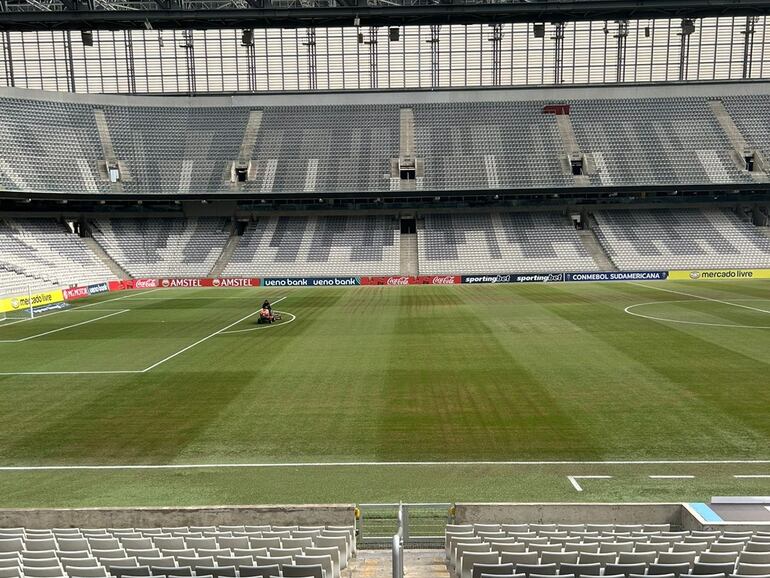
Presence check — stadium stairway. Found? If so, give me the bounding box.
[400,233,419,276]
[210,230,242,277]
[759,227,770,241]
[352,549,448,578]
[576,228,616,271]
[405,550,451,578]
[83,236,130,279]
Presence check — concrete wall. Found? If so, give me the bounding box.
[2,80,770,109]
[0,504,355,529]
[455,503,683,526]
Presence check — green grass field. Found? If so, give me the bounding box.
[0,280,768,507]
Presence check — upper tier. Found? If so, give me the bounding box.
[2,82,770,196]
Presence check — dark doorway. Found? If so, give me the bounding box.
[401,218,416,234]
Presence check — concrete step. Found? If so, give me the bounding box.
[404,550,450,578]
[83,237,130,280]
[346,549,448,578]
[209,232,241,277]
[400,233,419,276]
[577,229,617,271]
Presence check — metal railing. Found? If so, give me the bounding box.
[358,502,453,548]
[392,503,404,578]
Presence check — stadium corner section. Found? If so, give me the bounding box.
[0,287,69,318]
[7,268,770,316]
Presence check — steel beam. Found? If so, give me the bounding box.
[1,0,770,32]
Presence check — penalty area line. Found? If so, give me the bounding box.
[0,288,163,329]
[0,310,131,343]
[139,296,288,373]
[0,294,287,377]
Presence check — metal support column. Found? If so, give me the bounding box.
[181,28,196,95]
[742,15,757,79]
[2,30,14,87]
[489,23,502,86]
[429,24,440,87]
[304,27,317,90]
[679,18,695,81]
[615,19,628,82]
[65,29,77,92]
[553,22,565,84]
[368,26,378,89]
[123,29,136,93]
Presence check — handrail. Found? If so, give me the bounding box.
[392,503,404,578]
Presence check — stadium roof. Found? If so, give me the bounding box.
[1,0,769,32]
[1,0,770,97]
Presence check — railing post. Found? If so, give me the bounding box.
[392,503,404,578]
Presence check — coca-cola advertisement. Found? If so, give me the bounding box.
[420,275,460,285]
[360,275,461,285]
[134,278,160,289]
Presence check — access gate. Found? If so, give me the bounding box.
[358,502,452,548]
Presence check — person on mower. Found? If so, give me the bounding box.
[258,305,274,324]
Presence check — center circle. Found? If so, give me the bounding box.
[624,299,770,329]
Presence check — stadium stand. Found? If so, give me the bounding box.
[1,85,770,195]
[0,524,355,578]
[222,215,400,277]
[0,98,106,194]
[0,218,115,291]
[418,213,599,274]
[240,105,400,194]
[445,525,770,578]
[591,208,770,270]
[570,98,753,187]
[412,103,572,191]
[102,106,251,195]
[90,218,231,278]
[721,96,770,165]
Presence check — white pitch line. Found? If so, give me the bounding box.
[0,462,764,472]
[0,292,286,376]
[734,474,770,478]
[568,475,613,492]
[629,282,770,316]
[0,370,142,376]
[649,475,695,479]
[624,299,770,329]
[0,288,156,329]
[139,296,288,373]
[0,310,130,343]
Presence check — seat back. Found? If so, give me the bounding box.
[238,565,281,578]
[605,563,648,577]
[471,563,515,578]
[514,564,557,577]
[282,564,324,578]
[149,567,193,577]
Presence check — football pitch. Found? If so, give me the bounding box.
[0,280,768,507]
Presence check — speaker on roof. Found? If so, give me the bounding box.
[81,31,94,47]
[241,29,254,47]
[389,27,400,41]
